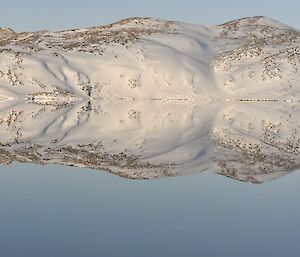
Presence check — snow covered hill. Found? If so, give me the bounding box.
[0,16,299,183]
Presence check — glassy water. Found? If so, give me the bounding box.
[0,163,300,257]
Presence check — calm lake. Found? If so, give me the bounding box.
[0,163,299,257]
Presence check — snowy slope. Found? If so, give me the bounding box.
[0,16,299,183]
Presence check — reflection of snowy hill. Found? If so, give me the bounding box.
[0,16,299,183]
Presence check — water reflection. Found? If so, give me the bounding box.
[0,98,299,183]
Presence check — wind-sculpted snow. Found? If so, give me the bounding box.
[0,16,299,183]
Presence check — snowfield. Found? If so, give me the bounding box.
[0,16,299,183]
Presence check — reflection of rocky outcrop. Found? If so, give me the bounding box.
[0,16,300,183]
[0,143,173,179]
[0,99,299,183]
[211,103,300,183]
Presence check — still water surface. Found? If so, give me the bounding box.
[0,163,299,257]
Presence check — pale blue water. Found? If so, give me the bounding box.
[0,163,299,257]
